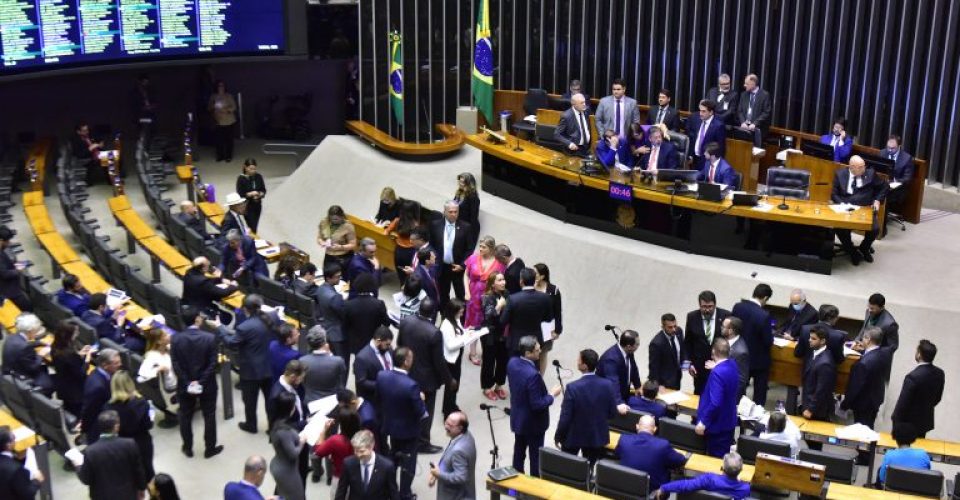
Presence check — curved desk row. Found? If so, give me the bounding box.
[346,120,465,160]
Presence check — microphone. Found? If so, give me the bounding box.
[604,325,615,331]
[503,407,511,415]
[479,403,495,411]
[552,360,562,368]
[776,181,809,211]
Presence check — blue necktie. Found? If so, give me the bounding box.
[615,99,621,136]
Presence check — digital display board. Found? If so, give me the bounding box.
[0,0,285,72]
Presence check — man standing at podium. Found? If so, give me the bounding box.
[595,79,640,139]
[554,94,592,156]
[831,155,889,265]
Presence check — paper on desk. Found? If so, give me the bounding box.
[65,447,84,467]
[216,282,232,289]
[752,147,766,157]
[523,114,537,123]
[890,181,902,189]
[836,423,879,442]
[737,396,766,421]
[300,416,332,446]
[254,239,270,249]
[775,148,803,162]
[307,394,340,417]
[614,163,631,173]
[540,320,555,342]
[12,426,35,442]
[24,447,40,480]
[828,203,858,214]
[658,391,690,406]
[685,183,699,192]
[772,337,791,348]
[751,203,774,212]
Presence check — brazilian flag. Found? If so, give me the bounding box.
[472,0,494,125]
[389,31,404,126]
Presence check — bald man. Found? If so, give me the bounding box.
[554,93,592,156]
[831,155,889,265]
[428,411,477,500]
[177,200,210,240]
[615,415,688,490]
[182,256,238,321]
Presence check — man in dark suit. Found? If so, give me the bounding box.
[730,283,774,405]
[616,415,688,490]
[881,134,914,235]
[354,326,394,404]
[647,88,681,131]
[219,193,251,238]
[841,327,888,428]
[0,227,32,311]
[342,272,390,376]
[396,299,453,453]
[76,410,146,499]
[721,317,750,399]
[892,340,944,438]
[794,304,847,365]
[316,263,348,360]
[2,313,53,395]
[500,268,554,354]
[81,293,143,353]
[412,247,439,305]
[80,349,122,444]
[696,338,740,457]
[54,273,90,316]
[224,455,270,500]
[555,349,627,463]
[345,238,382,298]
[507,336,562,476]
[292,262,318,297]
[636,125,678,172]
[219,230,268,286]
[626,380,668,420]
[171,307,224,458]
[648,313,685,390]
[683,291,730,395]
[554,93,593,156]
[596,329,642,403]
[696,142,738,187]
[688,100,727,169]
[831,156,889,265]
[736,73,773,147]
[375,348,426,499]
[494,244,525,294]
[221,294,276,434]
[561,79,591,108]
[336,429,400,500]
[429,201,472,305]
[800,326,837,421]
[177,200,210,240]
[0,426,43,499]
[266,359,307,431]
[182,256,238,322]
[704,73,739,125]
[778,289,818,340]
[856,292,899,378]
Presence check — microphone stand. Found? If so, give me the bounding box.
[513,133,524,152]
[484,405,500,470]
[776,183,809,210]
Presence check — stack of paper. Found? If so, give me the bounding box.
[659,391,690,406]
[751,203,774,213]
[828,203,858,214]
[836,423,879,442]
[300,416,332,446]
[772,337,792,348]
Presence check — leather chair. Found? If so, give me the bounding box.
[538,447,591,491]
[766,167,811,200]
[29,391,73,453]
[798,449,857,484]
[608,409,649,434]
[0,374,35,428]
[151,285,185,331]
[512,89,550,137]
[658,418,707,454]
[677,491,733,500]
[884,465,943,498]
[666,130,690,168]
[255,275,291,308]
[534,123,567,152]
[595,459,649,500]
[735,435,791,464]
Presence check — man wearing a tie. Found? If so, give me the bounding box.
[375,348,427,500]
[428,201,472,306]
[646,88,680,131]
[594,78,641,140]
[428,411,477,500]
[831,155,889,265]
[335,429,400,500]
[687,99,727,170]
[683,291,731,395]
[596,330,643,403]
[647,314,686,391]
[818,117,854,163]
[635,126,678,173]
[736,74,772,147]
[220,192,252,241]
[554,93,592,156]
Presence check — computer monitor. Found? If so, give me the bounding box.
[862,155,895,176]
[800,140,836,161]
[657,169,699,184]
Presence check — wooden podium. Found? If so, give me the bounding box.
[752,453,828,497]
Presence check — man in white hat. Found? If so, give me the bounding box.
[220,192,251,239]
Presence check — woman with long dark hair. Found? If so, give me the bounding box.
[313,405,361,499]
[462,235,504,366]
[269,391,307,500]
[384,199,422,282]
[533,263,563,374]
[481,272,510,400]
[50,320,92,417]
[455,172,481,246]
[236,158,266,232]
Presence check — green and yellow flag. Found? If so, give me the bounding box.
[472,0,494,125]
[389,31,404,126]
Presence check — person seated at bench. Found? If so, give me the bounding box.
[183,256,239,325]
[654,451,750,500]
[219,229,268,288]
[877,422,931,485]
[55,273,91,317]
[616,415,688,490]
[2,313,54,396]
[758,411,802,457]
[82,293,145,354]
[626,379,667,420]
[177,200,210,240]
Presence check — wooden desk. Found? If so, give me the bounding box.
[346,120,464,159]
[347,215,397,271]
[198,202,225,226]
[24,205,55,235]
[769,340,857,393]
[942,441,960,465]
[22,191,44,207]
[486,474,607,499]
[139,235,193,278]
[0,409,40,452]
[0,297,22,330]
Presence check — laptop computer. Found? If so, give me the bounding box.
[732,193,760,206]
[697,182,723,202]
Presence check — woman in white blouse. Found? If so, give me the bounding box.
[758,411,803,457]
[137,329,179,427]
[439,299,472,417]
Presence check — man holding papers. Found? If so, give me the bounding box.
[831,155,889,265]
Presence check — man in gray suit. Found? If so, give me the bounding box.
[715,316,749,399]
[554,94,592,155]
[298,326,346,404]
[595,78,640,139]
[429,411,476,500]
[316,263,347,361]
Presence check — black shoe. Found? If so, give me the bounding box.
[418,443,443,454]
[158,417,179,429]
[849,249,862,266]
[860,247,874,263]
[181,446,194,458]
[238,422,257,434]
[204,445,224,458]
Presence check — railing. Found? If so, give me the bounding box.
[260,142,319,167]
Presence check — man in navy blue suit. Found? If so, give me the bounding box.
[819,117,854,163]
[636,126,678,172]
[54,273,90,316]
[841,327,888,428]
[80,349,122,444]
[687,99,727,169]
[730,283,774,406]
[793,304,847,365]
[778,289,818,341]
[648,313,686,390]
[507,336,562,476]
[596,329,642,403]
[223,455,270,500]
[554,349,628,463]
[800,326,837,421]
[627,380,668,420]
[657,452,751,499]
[413,246,439,305]
[219,230,268,287]
[831,156,889,265]
[375,347,427,499]
[81,293,142,353]
[696,338,740,457]
[697,142,738,187]
[616,415,688,490]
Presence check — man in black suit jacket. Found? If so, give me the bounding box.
[171,307,224,458]
[500,268,554,355]
[596,330,643,403]
[831,156,889,265]
[76,410,147,500]
[683,291,730,395]
[730,283,774,406]
[800,326,837,421]
[0,227,32,311]
[648,313,685,390]
[892,340,944,437]
[495,244,525,294]
[396,299,453,453]
[353,326,394,404]
[794,304,848,365]
[2,313,53,395]
[856,293,899,379]
[221,295,276,435]
[841,327,888,428]
[779,289,818,340]
[335,430,400,500]
[0,426,43,499]
[647,88,681,131]
[181,256,238,322]
[219,196,251,239]
[736,73,773,147]
[704,74,739,125]
[429,201,472,306]
[81,349,122,444]
[177,200,210,240]
[554,94,592,156]
[266,360,307,431]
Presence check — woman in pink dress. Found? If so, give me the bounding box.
[462,235,504,365]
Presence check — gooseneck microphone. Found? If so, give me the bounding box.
[552,360,565,393]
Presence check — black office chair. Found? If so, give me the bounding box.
[666,130,690,168]
[677,491,733,500]
[735,435,792,464]
[512,89,550,137]
[534,123,566,152]
[255,275,290,308]
[884,465,943,498]
[538,447,591,491]
[595,459,649,500]
[766,167,811,200]
[608,410,648,434]
[658,418,707,454]
[126,271,154,313]
[797,449,857,484]
[151,285,185,331]
[948,471,959,500]
[0,374,36,428]
[289,292,317,333]
[29,391,73,453]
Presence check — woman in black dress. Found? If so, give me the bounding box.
[454,172,480,247]
[50,320,92,418]
[105,370,155,480]
[480,272,510,401]
[236,158,266,233]
[533,263,562,374]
